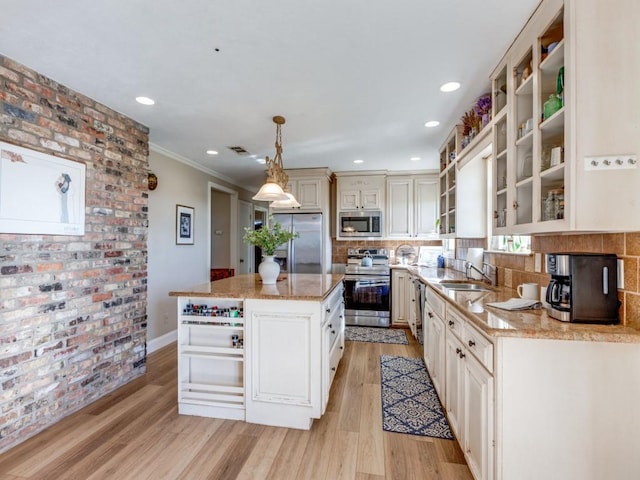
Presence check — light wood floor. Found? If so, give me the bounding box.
[0,330,473,480]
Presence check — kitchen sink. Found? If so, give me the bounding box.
[438,282,491,292]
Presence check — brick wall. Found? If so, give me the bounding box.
[0,55,149,452]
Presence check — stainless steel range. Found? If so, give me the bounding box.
[343,248,390,327]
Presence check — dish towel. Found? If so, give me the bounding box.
[485,298,542,311]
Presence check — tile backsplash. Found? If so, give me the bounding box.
[332,239,441,264]
[487,233,640,329]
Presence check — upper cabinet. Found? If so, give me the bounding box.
[490,0,640,234]
[336,174,385,210]
[386,174,438,239]
[438,126,488,238]
[270,168,331,212]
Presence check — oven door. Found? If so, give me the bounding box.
[344,275,390,327]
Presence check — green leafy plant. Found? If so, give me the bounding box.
[243,218,299,256]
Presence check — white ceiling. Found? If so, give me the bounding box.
[1,0,540,190]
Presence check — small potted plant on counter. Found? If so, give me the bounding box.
[243,218,299,284]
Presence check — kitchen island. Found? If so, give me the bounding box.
[169,273,345,430]
[405,266,640,480]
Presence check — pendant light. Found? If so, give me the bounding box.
[252,116,298,204]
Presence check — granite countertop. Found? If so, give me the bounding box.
[169,273,344,301]
[409,266,640,344]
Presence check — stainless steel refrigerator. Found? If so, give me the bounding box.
[272,213,323,274]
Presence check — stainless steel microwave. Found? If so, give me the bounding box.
[338,210,382,237]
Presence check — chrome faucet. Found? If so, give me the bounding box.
[465,261,497,287]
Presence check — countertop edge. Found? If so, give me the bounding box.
[411,267,640,344]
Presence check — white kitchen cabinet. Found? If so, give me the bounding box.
[489,0,640,234]
[427,309,446,401]
[463,350,494,480]
[270,168,331,212]
[445,327,464,437]
[438,124,488,238]
[244,282,344,429]
[335,173,385,211]
[176,298,245,421]
[391,268,410,327]
[386,174,438,239]
[427,285,495,480]
[321,285,345,413]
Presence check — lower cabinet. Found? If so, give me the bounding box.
[391,269,410,327]
[244,283,344,429]
[426,307,446,400]
[463,352,494,480]
[176,298,246,420]
[175,282,345,431]
[426,285,494,480]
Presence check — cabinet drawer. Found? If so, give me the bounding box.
[425,286,446,318]
[445,307,465,341]
[324,285,344,320]
[464,322,494,373]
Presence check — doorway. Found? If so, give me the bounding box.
[208,182,238,277]
[237,200,253,274]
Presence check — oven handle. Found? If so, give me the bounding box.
[344,275,390,283]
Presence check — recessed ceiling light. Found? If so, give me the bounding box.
[440,82,461,93]
[353,159,364,164]
[410,157,421,161]
[206,150,218,155]
[424,121,440,128]
[135,96,155,105]
[256,158,266,164]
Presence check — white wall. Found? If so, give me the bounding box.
[147,148,261,350]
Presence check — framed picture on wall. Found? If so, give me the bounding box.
[0,141,86,235]
[176,204,194,245]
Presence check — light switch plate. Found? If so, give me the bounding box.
[617,259,624,289]
[584,154,637,171]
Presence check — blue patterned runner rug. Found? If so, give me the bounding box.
[345,326,408,345]
[380,355,453,439]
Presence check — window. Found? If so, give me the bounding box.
[489,234,531,254]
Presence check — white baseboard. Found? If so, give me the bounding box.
[147,329,177,353]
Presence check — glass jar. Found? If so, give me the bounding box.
[543,94,563,120]
[544,189,564,220]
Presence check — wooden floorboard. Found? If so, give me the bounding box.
[0,328,473,479]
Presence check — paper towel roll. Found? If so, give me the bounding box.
[466,248,484,280]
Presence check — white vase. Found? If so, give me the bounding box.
[258,255,280,284]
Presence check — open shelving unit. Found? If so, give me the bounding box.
[177,298,245,420]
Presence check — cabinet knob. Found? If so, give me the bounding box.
[456,347,462,355]
[340,346,343,350]
[331,367,336,371]
[448,320,454,327]
[328,324,333,329]
[428,312,433,318]
[513,200,519,210]
[468,340,476,347]
[459,351,466,359]
[493,210,499,219]
[331,330,336,334]
[326,308,331,313]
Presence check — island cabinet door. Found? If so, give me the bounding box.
[244,298,323,430]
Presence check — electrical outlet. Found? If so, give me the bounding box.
[617,259,624,289]
[534,253,541,273]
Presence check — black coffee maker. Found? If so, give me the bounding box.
[545,253,619,324]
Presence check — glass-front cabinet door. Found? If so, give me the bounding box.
[490,1,565,234]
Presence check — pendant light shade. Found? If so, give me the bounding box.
[269,191,301,208]
[252,116,298,205]
[252,181,288,201]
